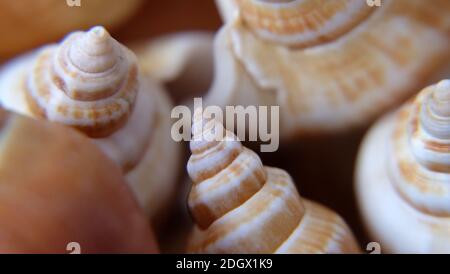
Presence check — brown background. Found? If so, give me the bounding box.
[115,0,222,44]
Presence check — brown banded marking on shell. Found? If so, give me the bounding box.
[211,0,450,137]
[0,26,181,224]
[187,113,360,253]
[355,79,450,253]
[25,26,138,138]
[389,80,450,218]
[236,0,375,48]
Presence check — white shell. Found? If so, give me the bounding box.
[0,26,181,221]
[208,0,450,138]
[186,112,360,253]
[356,80,450,253]
[132,32,215,103]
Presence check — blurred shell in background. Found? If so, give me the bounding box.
[356,79,450,253]
[186,112,360,253]
[133,32,214,104]
[0,26,182,227]
[0,0,143,59]
[210,0,450,139]
[0,108,158,253]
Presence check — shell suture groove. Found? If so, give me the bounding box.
[187,113,360,253]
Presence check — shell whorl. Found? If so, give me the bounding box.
[419,80,450,141]
[26,26,138,137]
[187,112,359,253]
[390,80,450,217]
[235,0,375,47]
[213,0,450,137]
[187,110,268,229]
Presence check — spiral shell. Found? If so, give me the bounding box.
[356,79,450,253]
[0,26,181,223]
[390,80,450,217]
[209,0,450,138]
[25,26,138,137]
[187,112,360,253]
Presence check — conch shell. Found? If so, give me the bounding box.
[355,79,450,253]
[186,111,360,253]
[0,0,142,59]
[0,26,181,223]
[0,108,157,253]
[209,0,450,138]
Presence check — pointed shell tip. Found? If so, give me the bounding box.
[435,80,450,101]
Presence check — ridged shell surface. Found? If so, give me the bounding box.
[187,112,360,253]
[356,79,450,253]
[210,0,450,137]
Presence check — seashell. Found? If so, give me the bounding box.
[133,32,215,104]
[208,0,450,138]
[0,0,143,59]
[0,26,182,223]
[355,79,450,253]
[0,108,157,253]
[186,111,360,253]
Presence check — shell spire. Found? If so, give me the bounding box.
[419,80,450,141]
[187,109,267,230]
[355,79,450,253]
[390,80,450,217]
[26,26,138,137]
[0,26,183,225]
[187,111,360,253]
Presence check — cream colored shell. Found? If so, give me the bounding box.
[133,32,215,103]
[186,112,360,253]
[0,26,181,222]
[209,0,450,138]
[355,80,450,253]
